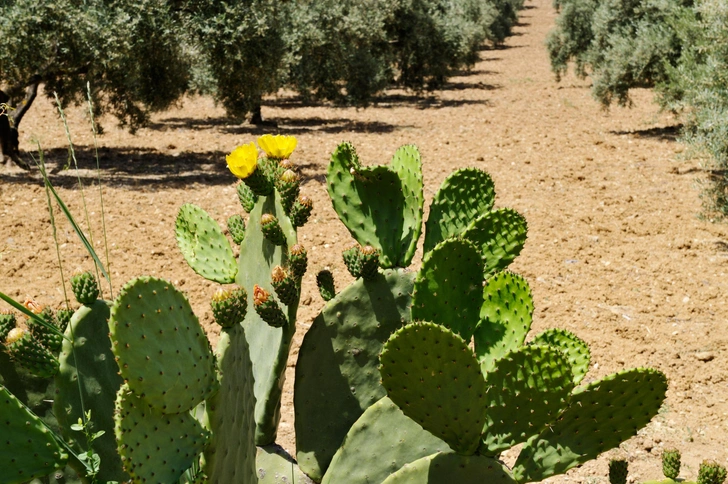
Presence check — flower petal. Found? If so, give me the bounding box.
[257,134,297,159]
[226,142,259,179]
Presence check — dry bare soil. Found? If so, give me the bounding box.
[2,0,727,482]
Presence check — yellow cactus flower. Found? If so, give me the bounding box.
[257,134,297,160]
[226,142,259,179]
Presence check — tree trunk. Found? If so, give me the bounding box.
[1,75,41,170]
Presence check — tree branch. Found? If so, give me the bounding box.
[10,74,41,129]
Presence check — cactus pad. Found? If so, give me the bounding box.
[389,144,424,266]
[327,142,417,268]
[531,328,591,385]
[0,311,16,341]
[54,300,128,483]
[412,238,484,340]
[236,191,298,445]
[295,269,414,481]
[323,396,450,484]
[114,384,209,483]
[176,203,238,284]
[662,449,681,480]
[462,208,528,275]
[204,324,257,484]
[109,277,216,414]
[0,384,68,482]
[513,368,668,483]
[423,168,496,255]
[475,271,533,373]
[380,452,516,484]
[698,461,727,484]
[257,444,315,484]
[481,345,575,454]
[380,322,487,455]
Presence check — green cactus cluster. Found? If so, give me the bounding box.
[0,138,672,484]
[609,451,726,484]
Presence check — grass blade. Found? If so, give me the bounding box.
[0,292,67,339]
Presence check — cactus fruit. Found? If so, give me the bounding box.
[0,384,68,481]
[609,458,628,484]
[261,213,286,246]
[316,270,336,301]
[276,169,300,214]
[342,243,363,278]
[176,203,238,284]
[29,307,62,353]
[662,449,681,480]
[55,308,74,333]
[237,182,258,212]
[71,271,99,305]
[290,195,314,227]
[211,287,248,328]
[227,214,246,245]
[271,266,298,306]
[0,311,16,341]
[359,245,380,279]
[253,284,288,328]
[289,244,308,281]
[698,461,727,484]
[5,327,59,378]
[243,161,275,196]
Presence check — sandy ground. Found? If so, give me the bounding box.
[2,0,727,482]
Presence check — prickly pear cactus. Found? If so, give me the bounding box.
[326,143,423,268]
[381,452,516,484]
[176,203,238,284]
[295,269,415,481]
[0,384,69,482]
[54,300,128,483]
[109,277,217,414]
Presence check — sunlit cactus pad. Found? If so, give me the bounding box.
[176,203,238,284]
[412,238,484,340]
[513,368,668,482]
[423,167,496,254]
[530,328,591,385]
[109,276,216,414]
[380,322,487,455]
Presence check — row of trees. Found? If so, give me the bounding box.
[547,0,728,217]
[0,0,525,166]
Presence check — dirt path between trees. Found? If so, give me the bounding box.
[2,0,727,481]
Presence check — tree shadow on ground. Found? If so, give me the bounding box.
[611,125,682,142]
[1,146,233,189]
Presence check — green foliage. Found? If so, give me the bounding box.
[548,0,728,216]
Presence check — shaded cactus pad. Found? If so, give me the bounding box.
[0,384,68,482]
[380,452,516,484]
